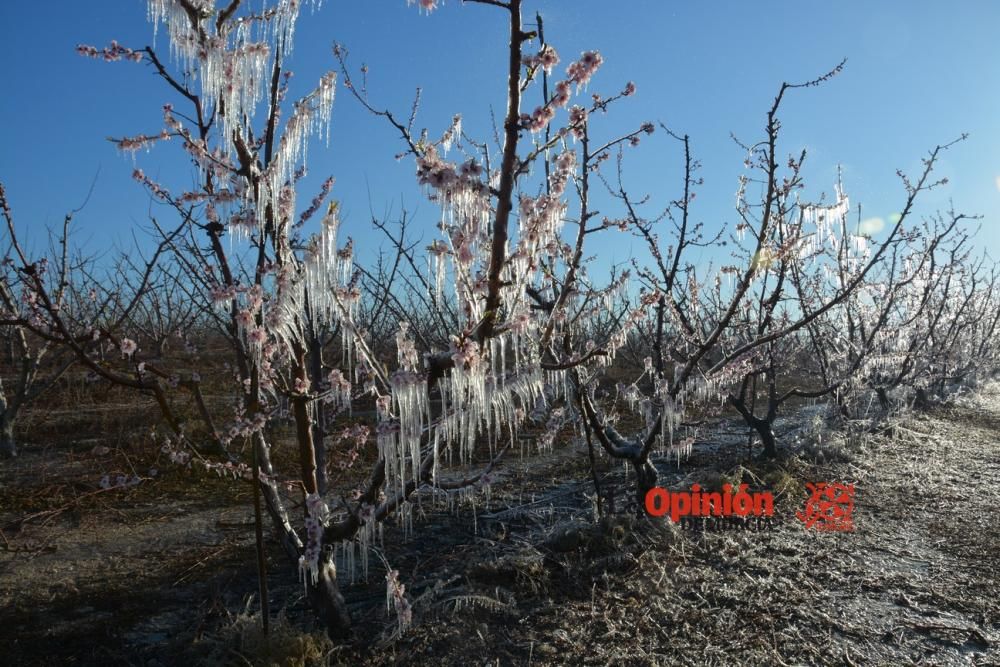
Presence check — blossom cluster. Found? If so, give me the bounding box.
[160,438,191,466]
[131,169,169,201]
[115,130,171,154]
[324,368,352,409]
[331,424,370,471]
[298,176,336,226]
[566,51,604,89]
[415,148,487,199]
[513,151,575,268]
[222,411,269,446]
[520,49,604,133]
[76,41,144,63]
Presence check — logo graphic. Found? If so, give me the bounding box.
[796,482,855,531]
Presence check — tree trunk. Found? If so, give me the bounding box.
[914,387,932,411]
[754,419,778,459]
[252,432,351,638]
[633,458,658,515]
[307,551,352,639]
[728,394,779,459]
[876,387,890,412]
[836,394,851,419]
[0,412,16,458]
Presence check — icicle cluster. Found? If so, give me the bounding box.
[385,568,413,634]
[800,182,850,259]
[145,0,332,208]
[378,323,431,498]
[259,71,337,226]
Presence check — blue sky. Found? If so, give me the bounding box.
[2,1,999,269]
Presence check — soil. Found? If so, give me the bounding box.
[1,384,998,666]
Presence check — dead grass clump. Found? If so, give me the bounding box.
[188,607,334,667]
[762,465,804,500]
[466,546,547,592]
[794,431,857,463]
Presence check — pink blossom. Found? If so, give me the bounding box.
[551,81,572,108]
[524,104,556,132]
[236,309,254,328]
[524,45,560,74]
[459,159,482,178]
[450,337,481,369]
[566,51,604,89]
[538,45,560,73]
[408,0,438,12]
[120,338,137,358]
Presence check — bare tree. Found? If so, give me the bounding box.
[0,189,79,457]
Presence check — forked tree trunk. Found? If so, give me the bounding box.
[251,428,352,637]
[728,395,779,459]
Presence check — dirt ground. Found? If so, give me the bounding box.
[1,384,998,666]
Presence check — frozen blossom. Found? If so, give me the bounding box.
[119,338,138,358]
[565,50,604,90]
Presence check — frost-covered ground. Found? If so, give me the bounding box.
[2,386,998,665]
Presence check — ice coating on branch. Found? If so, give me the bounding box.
[260,198,367,383]
[299,492,330,589]
[325,369,352,411]
[415,144,492,323]
[386,566,413,633]
[302,202,349,324]
[145,1,331,184]
[800,182,850,258]
[375,323,431,499]
[260,71,337,226]
[427,240,448,301]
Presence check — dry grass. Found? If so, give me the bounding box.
[186,607,335,667]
